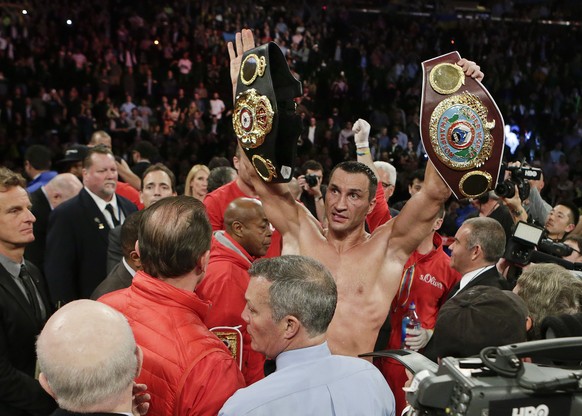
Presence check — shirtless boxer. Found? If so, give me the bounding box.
[228,29,484,357]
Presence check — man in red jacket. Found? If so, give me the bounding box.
[99,196,245,416]
[197,198,272,385]
[203,146,282,258]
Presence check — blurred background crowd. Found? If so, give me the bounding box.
[1,0,581,206]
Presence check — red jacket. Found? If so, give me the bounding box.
[365,181,391,232]
[196,231,266,385]
[378,233,461,416]
[99,271,245,416]
[203,180,282,257]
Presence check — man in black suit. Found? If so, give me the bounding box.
[446,216,510,300]
[45,146,137,305]
[105,163,177,273]
[91,210,143,300]
[0,167,56,415]
[24,173,82,270]
[36,300,150,416]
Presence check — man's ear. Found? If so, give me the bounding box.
[196,250,211,274]
[231,220,244,238]
[282,315,300,340]
[471,244,481,261]
[433,217,444,232]
[135,240,140,257]
[39,373,56,399]
[566,223,576,233]
[129,250,142,270]
[135,346,143,378]
[367,196,377,216]
[526,316,534,332]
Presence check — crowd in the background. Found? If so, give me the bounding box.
[3,2,582,415]
[1,0,582,208]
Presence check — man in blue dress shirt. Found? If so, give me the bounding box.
[219,255,395,416]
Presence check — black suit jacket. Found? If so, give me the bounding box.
[44,188,137,305]
[446,266,510,301]
[106,225,123,274]
[90,261,133,300]
[24,187,52,270]
[0,260,56,415]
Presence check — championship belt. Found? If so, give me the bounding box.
[233,43,303,183]
[420,51,505,199]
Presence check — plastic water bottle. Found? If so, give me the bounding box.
[401,302,421,349]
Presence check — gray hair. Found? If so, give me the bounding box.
[373,161,397,186]
[463,217,506,262]
[516,263,582,340]
[249,255,337,337]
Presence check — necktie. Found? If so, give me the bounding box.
[105,204,120,227]
[19,264,43,322]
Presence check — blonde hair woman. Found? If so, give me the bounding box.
[184,164,210,201]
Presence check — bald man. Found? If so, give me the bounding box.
[36,300,149,415]
[197,198,273,385]
[25,173,83,269]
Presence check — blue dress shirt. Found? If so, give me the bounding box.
[220,342,395,416]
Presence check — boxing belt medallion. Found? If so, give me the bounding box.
[420,51,505,199]
[233,43,303,183]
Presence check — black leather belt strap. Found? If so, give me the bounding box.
[233,42,303,183]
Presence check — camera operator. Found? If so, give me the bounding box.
[297,160,326,224]
[499,163,579,242]
[504,189,579,242]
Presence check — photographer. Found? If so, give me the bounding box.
[505,190,579,242]
[297,160,326,224]
[499,165,578,242]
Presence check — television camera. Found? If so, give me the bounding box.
[495,164,542,201]
[504,221,582,270]
[362,337,582,416]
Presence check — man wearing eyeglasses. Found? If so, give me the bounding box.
[374,161,399,218]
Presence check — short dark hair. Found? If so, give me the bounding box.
[84,145,114,169]
[301,160,323,174]
[409,169,425,186]
[133,141,158,160]
[120,211,143,258]
[565,235,582,253]
[208,156,231,170]
[207,166,237,193]
[557,201,580,227]
[249,255,337,337]
[139,196,211,278]
[25,145,52,170]
[0,167,26,190]
[329,161,377,201]
[141,163,176,193]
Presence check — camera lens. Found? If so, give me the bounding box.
[494,181,515,198]
[306,175,318,187]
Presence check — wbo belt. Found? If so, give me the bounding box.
[233,42,303,183]
[420,51,505,199]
